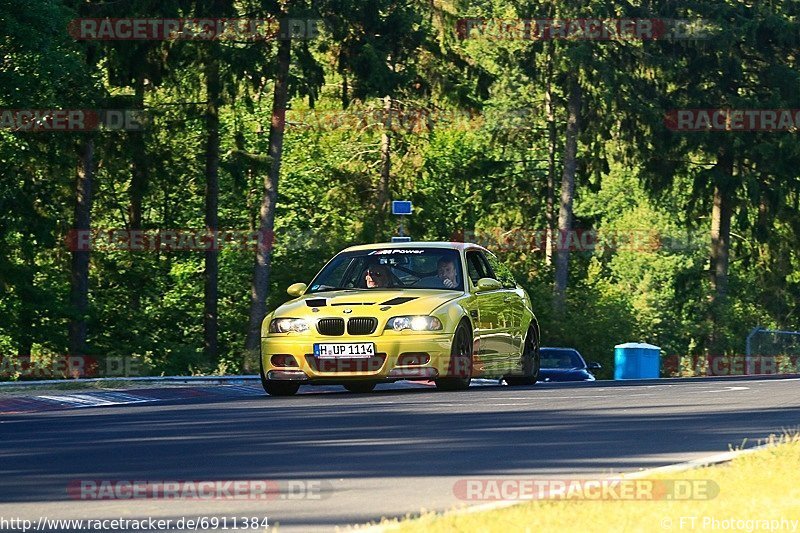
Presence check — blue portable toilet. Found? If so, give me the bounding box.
[614,342,661,379]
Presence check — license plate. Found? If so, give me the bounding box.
[314,342,375,359]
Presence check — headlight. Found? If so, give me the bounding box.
[387,316,443,332]
[269,318,310,334]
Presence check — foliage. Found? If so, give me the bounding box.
[1,0,799,376]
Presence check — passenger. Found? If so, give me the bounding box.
[416,257,459,289]
[436,257,458,288]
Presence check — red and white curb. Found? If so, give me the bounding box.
[0,385,260,415]
[0,377,504,415]
[35,391,157,408]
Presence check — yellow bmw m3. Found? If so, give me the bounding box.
[259,242,540,396]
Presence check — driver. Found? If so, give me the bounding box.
[364,263,391,288]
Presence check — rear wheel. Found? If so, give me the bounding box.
[343,382,377,393]
[505,326,540,386]
[435,320,473,391]
[260,358,301,396]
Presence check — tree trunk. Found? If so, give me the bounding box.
[710,149,734,304]
[128,73,148,312]
[710,185,733,304]
[707,149,734,352]
[553,78,581,315]
[244,35,292,366]
[69,138,94,357]
[377,95,392,231]
[544,42,556,266]
[203,50,221,364]
[128,73,148,230]
[17,245,35,357]
[755,175,769,243]
[341,71,349,109]
[709,147,734,348]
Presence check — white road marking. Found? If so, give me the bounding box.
[215,385,264,395]
[689,386,750,393]
[479,393,657,401]
[36,393,156,408]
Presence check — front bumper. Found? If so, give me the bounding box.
[261,333,454,382]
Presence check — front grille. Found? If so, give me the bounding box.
[347,317,378,335]
[317,318,345,336]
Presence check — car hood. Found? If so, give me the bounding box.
[539,368,595,382]
[274,289,463,319]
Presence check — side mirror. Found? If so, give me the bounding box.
[474,277,502,292]
[287,282,307,297]
[588,362,602,371]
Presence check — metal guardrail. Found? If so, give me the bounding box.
[0,376,507,388]
[0,375,261,388]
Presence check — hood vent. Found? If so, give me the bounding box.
[380,296,418,306]
[305,298,327,307]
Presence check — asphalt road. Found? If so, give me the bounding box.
[1,377,799,532]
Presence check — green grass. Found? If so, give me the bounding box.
[377,434,800,533]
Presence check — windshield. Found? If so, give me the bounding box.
[540,349,586,369]
[307,248,464,293]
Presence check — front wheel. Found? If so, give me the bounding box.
[505,326,540,386]
[263,381,300,396]
[435,321,473,391]
[343,382,377,393]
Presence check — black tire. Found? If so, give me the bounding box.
[260,357,300,396]
[343,382,377,393]
[505,326,540,386]
[435,320,473,391]
[263,380,301,396]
